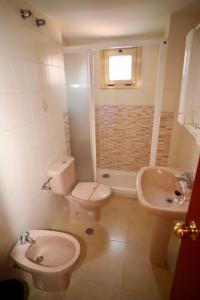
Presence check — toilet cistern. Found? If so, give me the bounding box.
[20,232,35,245]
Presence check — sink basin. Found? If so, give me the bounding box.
[136,166,189,220]
[136,166,190,267]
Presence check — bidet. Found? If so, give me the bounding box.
[11,230,80,292]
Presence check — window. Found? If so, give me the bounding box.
[101,47,141,89]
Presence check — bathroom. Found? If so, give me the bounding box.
[0,0,200,299]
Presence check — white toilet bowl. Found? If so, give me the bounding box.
[10,230,80,292]
[67,182,111,222]
[48,157,111,222]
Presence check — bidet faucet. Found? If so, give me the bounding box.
[176,171,194,189]
[20,232,35,245]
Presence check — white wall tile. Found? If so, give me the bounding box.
[12,59,28,93]
[0,94,33,131]
[0,130,16,168]
[28,93,48,121]
[0,57,15,94]
[25,62,39,92]
[0,0,68,277]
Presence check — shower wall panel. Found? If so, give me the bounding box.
[65,52,94,181]
[95,105,154,171]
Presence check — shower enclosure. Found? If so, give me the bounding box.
[64,40,167,197]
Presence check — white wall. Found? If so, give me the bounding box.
[0,0,67,276]
[162,13,200,170]
[93,45,159,106]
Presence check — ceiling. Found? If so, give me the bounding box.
[28,0,200,45]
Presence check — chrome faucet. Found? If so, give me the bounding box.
[20,232,35,245]
[176,171,194,189]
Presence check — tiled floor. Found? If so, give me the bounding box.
[28,196,180,300]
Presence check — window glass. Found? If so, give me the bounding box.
[109,55,132,81]
[101,47,141,89]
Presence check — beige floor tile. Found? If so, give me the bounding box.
[53,199,129,243]
[99,219,129,242]
[54,218,128,243]
[121,288,167,300]
[27,196,179,300]
[73,239,126,289]
[29,279,121,300]
[29,289,65,300]
[122,243,171,300]
[101,197,139,223]
[65,278,121,300]
[127,207,152,255]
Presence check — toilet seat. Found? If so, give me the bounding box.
[71,182,111,202]
[66,182,111,221]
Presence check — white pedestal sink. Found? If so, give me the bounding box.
[136,166,190,267]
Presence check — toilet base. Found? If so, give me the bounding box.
[32,273,71,292]
[69,200,100,222]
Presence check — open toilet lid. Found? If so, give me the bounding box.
[72,182,111,201]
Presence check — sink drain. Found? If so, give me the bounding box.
[35,256,44,264]
[166,198,173,204]
[174,190,182,196]
[85,228,94,235]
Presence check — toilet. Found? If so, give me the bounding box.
[48,156,111,222]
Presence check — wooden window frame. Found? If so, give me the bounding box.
[101,47,141,89]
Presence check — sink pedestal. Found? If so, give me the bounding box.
[136,166,189,268]
[150,216,173,267]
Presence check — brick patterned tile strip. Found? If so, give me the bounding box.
[156,112,174,166]
[95,105,174,171]
[95,105,154,171]
[63,112,71,155]
[64,107,174,171]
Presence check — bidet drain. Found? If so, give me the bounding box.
[166,198,173,204]
[85,228,94,235]
[35,256,44,263]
